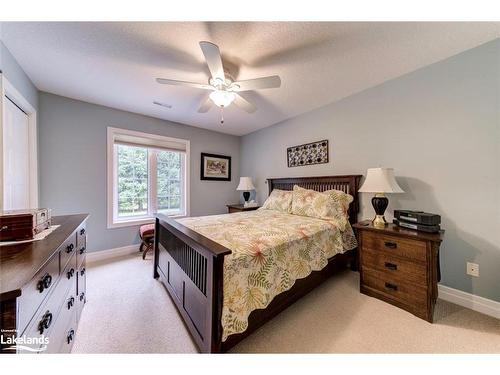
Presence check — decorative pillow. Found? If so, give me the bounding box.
[260,189,293,213]
[291,185,353,230]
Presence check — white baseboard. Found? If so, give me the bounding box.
[87,244,140,263]
[438,284,500,320]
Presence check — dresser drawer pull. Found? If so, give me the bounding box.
[67,268,75,279]
[384,262,398,270]
[80,268,86,276]
[38,311,53,334]
[36,273,53,293]
[384,241,397,249]
[67,296,75,310]
[384,282,398,291]
[66,243,74,253]
[80,228,86,236]
[79,246,86,255]
[79,292,85,302]
[67,329,75,344]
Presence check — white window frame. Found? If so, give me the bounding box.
[107,127,190,228]
[0,73,38,210]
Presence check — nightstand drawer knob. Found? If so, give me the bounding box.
[384,262,398,270]
[384,241,397,249]
[385,282,398,291]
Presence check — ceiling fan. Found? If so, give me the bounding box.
[156,41,281,124]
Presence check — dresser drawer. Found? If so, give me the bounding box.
[22,255,77,351]
[58,308,78,353]
[362,231,427,262]
[60,233,77,271]
[362,268,428,311]
[76,259,86,321]
[361,247,427,285]
[18,253,60,333]
[76,225,87,268]
[44,289,78,354]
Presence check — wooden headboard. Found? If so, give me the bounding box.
[267,175,363,224]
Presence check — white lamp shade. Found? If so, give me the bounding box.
[358,168,404,193]
[236,177,255,191]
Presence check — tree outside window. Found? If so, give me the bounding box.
[115,144,185,219]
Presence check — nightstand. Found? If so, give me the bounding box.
[226,204,260,213]
[353,220,444,322]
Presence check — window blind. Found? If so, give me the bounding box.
[114,132,187,153]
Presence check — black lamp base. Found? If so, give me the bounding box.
[243,191,250,202]
[371,194,389,228]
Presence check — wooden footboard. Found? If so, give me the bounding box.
[153,215,230,353]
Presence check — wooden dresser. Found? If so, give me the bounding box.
[353,221,444,322]
[0,214,88,354]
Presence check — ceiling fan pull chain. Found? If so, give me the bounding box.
[220,107,224,125]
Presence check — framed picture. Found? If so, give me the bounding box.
[287,139,329,167]
[200,153,232,181]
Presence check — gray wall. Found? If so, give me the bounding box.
[39,92,241,252]
[241,39,500,302]
[0,40,38,110]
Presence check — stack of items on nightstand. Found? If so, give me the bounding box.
[393,210,441,233]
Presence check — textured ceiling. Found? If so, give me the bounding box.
[1,22,499,135]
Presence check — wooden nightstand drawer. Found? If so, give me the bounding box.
[361,247,427,285]
[362,268,428,313]
[362,230,427,262]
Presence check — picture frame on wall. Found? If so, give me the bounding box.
[287,139,329,167]
[200,153,232,181]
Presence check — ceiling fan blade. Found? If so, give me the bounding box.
[156,78,213,90]
[197,96,213,113]
[231,75,281,92]
[199,41,225,82]
[233,94,257,113]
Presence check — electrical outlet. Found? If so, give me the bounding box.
[467,262,479,277]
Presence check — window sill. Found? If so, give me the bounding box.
[108,217,154,229]
[108,213,186,229]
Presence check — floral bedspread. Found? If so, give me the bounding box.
[177,209,357,341]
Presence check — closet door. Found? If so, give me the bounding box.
[3,96,30,210]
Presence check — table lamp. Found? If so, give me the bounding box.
[358,168,404,228]
[236,177,256,205]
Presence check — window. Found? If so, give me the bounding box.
[107,127,189,228]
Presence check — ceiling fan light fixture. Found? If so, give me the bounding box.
[209,90,236,108]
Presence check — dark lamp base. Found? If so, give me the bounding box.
[371,194,389,228]
[243,191,250,202]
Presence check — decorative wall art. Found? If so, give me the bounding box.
[287,140,329,167]
[200,153,232,181]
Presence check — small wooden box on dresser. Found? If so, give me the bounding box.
[353,221,444,323]
[0,214,88,354]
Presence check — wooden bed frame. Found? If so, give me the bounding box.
[153,175,362,353]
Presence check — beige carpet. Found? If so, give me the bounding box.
[72,253,500,354]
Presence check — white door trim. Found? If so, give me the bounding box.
[0,73,38,209]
